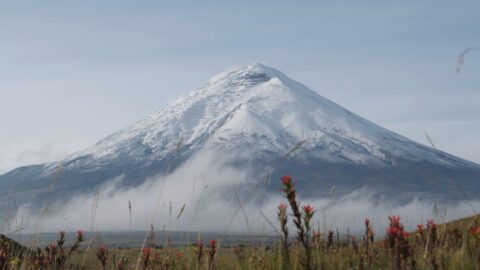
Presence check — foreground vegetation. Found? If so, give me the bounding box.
[1,176,479,269]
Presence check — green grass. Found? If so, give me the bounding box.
[1,214,479,269]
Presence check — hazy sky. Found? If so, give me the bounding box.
[1,1,479,173]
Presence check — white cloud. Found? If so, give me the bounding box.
[8,149,479,237]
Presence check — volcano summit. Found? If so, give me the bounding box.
[1,63,479,209]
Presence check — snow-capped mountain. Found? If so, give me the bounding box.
[54,63,478,169]
[1,63,479,207]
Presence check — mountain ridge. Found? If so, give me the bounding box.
[1,63,479,208]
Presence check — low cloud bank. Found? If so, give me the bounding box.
[7,150,480,236]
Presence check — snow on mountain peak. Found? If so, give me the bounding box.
[207,63,279,85]
[65,63,476,171]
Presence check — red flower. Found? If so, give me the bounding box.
[0,248,6,259]
[97,245,107,257]
[387,226,399,237]
[142,247,151,269]
[364,218,370,226]
[96,245,108,267]
[143,247,151,258]
[208,239,217,267]
[209,239,217,248]
[281,175,292,186]
[76,230,84,241]
[302,205,314,215]
[388,216,401,227]
[280,176,296,199]
[278,203,287,211]
[469,226,480,236]
[302,205,315,222]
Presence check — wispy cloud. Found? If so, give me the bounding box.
[0,143,71,174]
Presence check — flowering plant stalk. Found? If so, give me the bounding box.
[277,203,290,267]
[281,175,314,270]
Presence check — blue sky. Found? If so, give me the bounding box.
[0,1,479,172]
